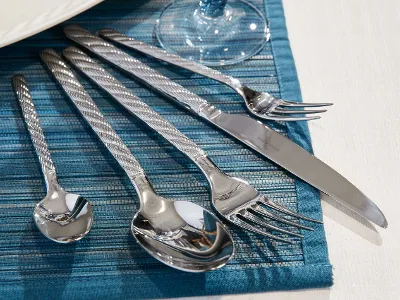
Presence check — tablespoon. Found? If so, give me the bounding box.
[40,49,234,272]
[12,75,93,243]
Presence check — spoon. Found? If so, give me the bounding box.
[40,49,234,272]
[12,75,93,243]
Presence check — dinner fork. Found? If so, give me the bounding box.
[62,46,322,243]
[99,28,332,121]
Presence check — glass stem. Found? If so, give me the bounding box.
[199,0,228,18]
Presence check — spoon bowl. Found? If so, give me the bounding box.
[33,174,93,243]
[132,199,234,272]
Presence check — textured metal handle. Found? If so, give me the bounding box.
[40,49,145,180]
[63,46,206,161]
[99,28,242,91]
[12,75,57,184]
[64,25,209,114]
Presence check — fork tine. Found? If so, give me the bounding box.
[281,100,333,108]
[259,197,324,224]
[274,107,327,115]
[232,216,294,243]
[251,205,314,231]
[267,114,321,121]
[242,210,304,238]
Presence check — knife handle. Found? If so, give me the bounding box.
[98,28,242,91]
[64,25,210,115]
[62,46,206,162]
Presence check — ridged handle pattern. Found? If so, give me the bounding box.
[64,25,210,114]
[40,49,145,180]
[63,46,206,161]
[99,28,242,91]
[12,75,57,177]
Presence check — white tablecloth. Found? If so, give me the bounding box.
[182,0,400,299]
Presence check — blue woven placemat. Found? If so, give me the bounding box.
[0,0,332,298]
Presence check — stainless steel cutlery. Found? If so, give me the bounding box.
[12,75,93,243]
[63,25,387,228]
[62,45,321,243]
[40,49,234,272]
[6,20,388,273]
[99,28,332,122]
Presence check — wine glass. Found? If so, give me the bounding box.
[155,0,270,66]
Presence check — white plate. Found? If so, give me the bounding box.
[0,0,104,48]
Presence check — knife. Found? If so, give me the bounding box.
[63,25,388,228]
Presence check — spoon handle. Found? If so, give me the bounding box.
[39,49,146,181]
[12,75,57,188]
[62,46,206,161]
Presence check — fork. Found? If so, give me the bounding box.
[62,46,322,243]
[99,28,332,122]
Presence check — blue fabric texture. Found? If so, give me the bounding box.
[0,0,332,298]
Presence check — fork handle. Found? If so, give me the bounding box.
[64,25,210,115]
[40,49,146,181]
[12,75,57,188]
[62,46,206,161]
[98,28,242,91]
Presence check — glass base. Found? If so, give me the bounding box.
[155,0,270,66]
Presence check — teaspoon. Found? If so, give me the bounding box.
[12,75,93,243]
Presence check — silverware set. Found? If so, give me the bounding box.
[10,24,387,272]
[64,25,387,229]
[62,46,320,243]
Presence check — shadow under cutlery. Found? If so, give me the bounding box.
[321,193,382,245]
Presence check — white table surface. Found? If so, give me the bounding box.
[171,0,400,299]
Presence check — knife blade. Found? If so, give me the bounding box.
[63,25,388,228]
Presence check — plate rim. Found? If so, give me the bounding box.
[0,0,104,48]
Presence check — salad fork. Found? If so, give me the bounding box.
[62,46,322,243]
[99,28,332,122]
